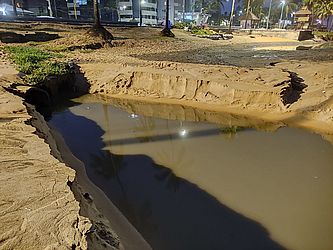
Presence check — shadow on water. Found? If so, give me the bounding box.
[103,127,251,146]
[49,107,286,250]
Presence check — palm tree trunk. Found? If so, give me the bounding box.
[165,0,170,30]
[328,15,332,31]
[266,0,272,29]
[12,0,17,16]
[93,0,101,27]
[228,0,235,31]
[161,0,174,36]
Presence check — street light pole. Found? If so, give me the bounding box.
[279,0,286,28]
[266,0,272,29]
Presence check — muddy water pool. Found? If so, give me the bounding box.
[48,95,333,250]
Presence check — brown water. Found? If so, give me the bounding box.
[49,95,333,250]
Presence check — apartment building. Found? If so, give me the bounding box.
[157,0,194,25]
[118,0,157,25]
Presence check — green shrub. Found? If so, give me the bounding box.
[3,46,69,85]
[173,22,188,29]
[23,61,69,85]
[190,27,216,35]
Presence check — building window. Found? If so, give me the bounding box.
[142,15,156,19]
[141,7,156,11]
[120,15,133,18]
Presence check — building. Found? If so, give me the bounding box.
[7,0,49,16]
[0,2,34,16]
[157,0,195,25]
[118,0,157,25]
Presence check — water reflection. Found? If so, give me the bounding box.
[134,117,156,143]
[49,95,333,250]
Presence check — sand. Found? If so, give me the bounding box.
[71,29,332,138]
[0,22,332,249]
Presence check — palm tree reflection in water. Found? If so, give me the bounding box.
[133,116,156,143]
[153,120,194,193]
[89,104,158,237]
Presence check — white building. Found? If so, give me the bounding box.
[118,0,133,22]
[118,0,157,25]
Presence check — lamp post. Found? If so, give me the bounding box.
[279,0,286,29]
[139,0,145,26]
[266,0,272,29]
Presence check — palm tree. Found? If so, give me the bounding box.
[303,0,315,26]
[304,0,333,30]
[283,0,300,22]
[313,0,333,30]
[93,0,101,27]
[266,0,273,28]
[161,0,175,37]
[206,0,226,24]
[87,0,114,46]
[244,0,251,29]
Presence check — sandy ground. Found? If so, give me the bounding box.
[0,22,332,248]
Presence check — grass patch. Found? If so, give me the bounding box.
[190,27,216,36]
[3,46,69,85]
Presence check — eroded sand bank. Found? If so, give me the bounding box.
[82,59,333,138]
